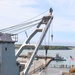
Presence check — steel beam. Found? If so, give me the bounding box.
[22,16,53,75]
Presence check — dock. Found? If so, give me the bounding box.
[28,58,51,75]
[17,56,52,75]
[62,72,75,75]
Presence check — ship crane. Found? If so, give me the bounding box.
[0,8,53,75]
[20,8,53,75]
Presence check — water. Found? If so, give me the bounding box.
[37,50,75,75]
[18,49,75,75]
[19,49,75,66]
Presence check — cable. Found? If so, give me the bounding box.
[48,26,50,45]
[21,9,49,23]
[3,22,39,33]
[11,23,38,34]
[0,8,49,33]
[0,9,48,32]
[0,18,41,32]
[51,22,53,41]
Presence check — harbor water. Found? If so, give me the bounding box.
[20,49,75,67]
[19,49,75,75]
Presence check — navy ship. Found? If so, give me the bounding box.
[53,53,66,61]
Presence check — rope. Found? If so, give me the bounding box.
[0,8,49,33]
[48,26,50,45]
[0,8,49,34]
[51,22,53,41]
[14,23,38,34]
[23,9,48,22]
[45,33,46,46]
[0,18,41,32]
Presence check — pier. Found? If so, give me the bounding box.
[17,56,52,75]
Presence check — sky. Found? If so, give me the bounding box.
[0,0,75,46]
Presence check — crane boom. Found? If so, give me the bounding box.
[22,15,53,75]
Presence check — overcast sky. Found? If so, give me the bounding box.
[0,0,75,46]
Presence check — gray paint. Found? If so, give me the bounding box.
[0,42,19,75]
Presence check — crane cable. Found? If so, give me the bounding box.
[14,23,38,33]
[2,22,39,33]
[48,26,50,45]
[51,22,53,41]
[0,18,41,32]
[0,9,49,32]
[15,23,38,34]
[22,9,49,23]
